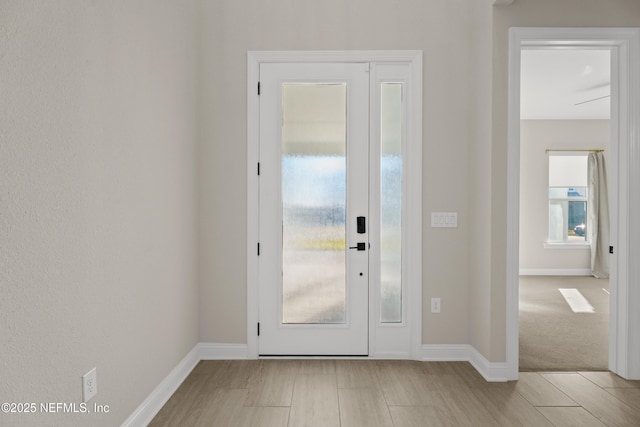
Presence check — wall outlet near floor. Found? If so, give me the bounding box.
[82,368,97,402]
[431,297,441,313]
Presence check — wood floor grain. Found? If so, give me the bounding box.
[515,372,578,407]
[338,388,393,427]
[542,373,640,427]
[335,360,379,388]
[604,388,640,412]
[471,385,554,426]
[289,374,339,427]
[150,360,640,426]
[578,371,640,389]
[388,405,458,427]
[536,406,605,427]
[537,406,607,427]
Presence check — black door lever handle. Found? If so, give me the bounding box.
[349,243,366,251]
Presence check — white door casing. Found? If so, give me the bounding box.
[247,51,422,359]
[507,28,640,380]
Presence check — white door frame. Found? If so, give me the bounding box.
[506,28,640,380]
[247,50,423,359]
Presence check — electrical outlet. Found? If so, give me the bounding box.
[431,298,441,314]
[82,368,97,403]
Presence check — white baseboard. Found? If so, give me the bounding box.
[421,344,472,361]
[370,351,411,359]
[421,344,509,382]
[121,345,200,427]
[197,342,249,359]
[468,347,510,382]
[520,268,592,276]
[124,342,507,425]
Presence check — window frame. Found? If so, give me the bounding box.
[546,152,590,246]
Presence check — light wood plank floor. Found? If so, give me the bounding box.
[149,360,640,427]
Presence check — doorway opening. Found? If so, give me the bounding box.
[507,28,640,380]
[518,48,611,371]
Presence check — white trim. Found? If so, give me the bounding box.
[120,346,200,427]
[469,347,510,382]
[506,29,523,381]
[406,55,423,360]
[627,30,640,381]
[543,243,590,250]
[421,345,509,382]
[247,50,422,359]
[519,268,592,276]
[197,342,250,360]
[508,27,640,381]
[247,50,421,64]
[493,0,515,5]
[368,60,423,359]
[247,53,260,359]
[369,351,411,360]
[421,344,472,361]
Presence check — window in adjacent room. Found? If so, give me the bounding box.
[548,153,588,243]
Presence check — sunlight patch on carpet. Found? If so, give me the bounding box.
[558,288,595,313]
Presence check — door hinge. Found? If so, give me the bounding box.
[257,162,260,175]
[610,245,614,254]
[257,242,260,256]
[257,322,260,336]
[257,81,261,95]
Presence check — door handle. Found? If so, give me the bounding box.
[349,243,366,251]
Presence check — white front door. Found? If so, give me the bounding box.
[258,62,370,355]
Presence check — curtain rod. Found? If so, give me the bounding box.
[545,149,604,153]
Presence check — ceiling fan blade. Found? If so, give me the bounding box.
[574,94,610,106]
[580,82,610,92]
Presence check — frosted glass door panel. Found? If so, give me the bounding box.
[281,83,347,324]
[380,83,403,323]
[258,61,369,355]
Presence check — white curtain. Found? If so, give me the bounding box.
[588,152,610,278]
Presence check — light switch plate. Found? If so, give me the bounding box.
[431,212,458,228]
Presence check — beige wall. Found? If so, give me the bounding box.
[468,0,496,360]
[0,1,198,425]
[198,0,474,345]
[519,120,610,271]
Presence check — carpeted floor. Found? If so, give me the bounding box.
[519,276,609,371]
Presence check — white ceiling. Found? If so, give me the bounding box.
[521,49,611,120]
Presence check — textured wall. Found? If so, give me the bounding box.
[0,1,198,425]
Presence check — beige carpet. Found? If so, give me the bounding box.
[519,276,609,371]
